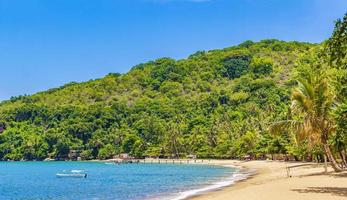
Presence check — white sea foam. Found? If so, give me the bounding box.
[159,167,254,200]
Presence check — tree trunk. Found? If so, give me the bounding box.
[324,155,327,173]
[323,144,343,172]
[339,150,347,168]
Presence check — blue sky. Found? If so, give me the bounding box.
[0,0,346,101]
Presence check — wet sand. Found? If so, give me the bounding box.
[190,160,347,200]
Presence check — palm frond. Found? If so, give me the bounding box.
[269,120,304,135]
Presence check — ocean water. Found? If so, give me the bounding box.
[0,161,242,200]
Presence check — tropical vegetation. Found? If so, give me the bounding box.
[0,14,346,171]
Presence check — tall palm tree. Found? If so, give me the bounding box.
[270,77,343,172]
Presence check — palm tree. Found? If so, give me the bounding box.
[270,77,343,172]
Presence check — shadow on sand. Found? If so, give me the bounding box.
[333,172,347,178]
[296,170,347,178]
[292,187,347,197]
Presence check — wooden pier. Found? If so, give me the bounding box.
[109,158,211,165]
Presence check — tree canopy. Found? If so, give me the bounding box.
[0,37,337,161]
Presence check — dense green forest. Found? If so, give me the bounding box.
[0,39,314,160]
[0,14,346,166]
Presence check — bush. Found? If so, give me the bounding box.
[97,144,116,160]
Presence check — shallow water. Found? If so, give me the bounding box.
[0,161,239,200]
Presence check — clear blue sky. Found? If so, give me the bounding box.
[0,0,346,101]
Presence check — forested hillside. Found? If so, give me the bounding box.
[0,40,316,160]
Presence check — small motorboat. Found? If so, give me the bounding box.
[56,170,87,178]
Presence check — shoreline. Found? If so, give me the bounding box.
[187,160,347,200]
[2,159,346,200]
[173,160,257,200]
[169,161,253,200]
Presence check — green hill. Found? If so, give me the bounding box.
[0,39,317,160]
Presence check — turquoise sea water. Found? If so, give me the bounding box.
[0,162,240,200]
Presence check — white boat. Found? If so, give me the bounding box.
[56,170,87,178]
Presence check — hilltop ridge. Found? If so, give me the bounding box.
[0,39,317,160]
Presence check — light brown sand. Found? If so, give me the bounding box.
[190,160,347,200]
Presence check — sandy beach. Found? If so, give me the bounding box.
[190,160,347,200]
